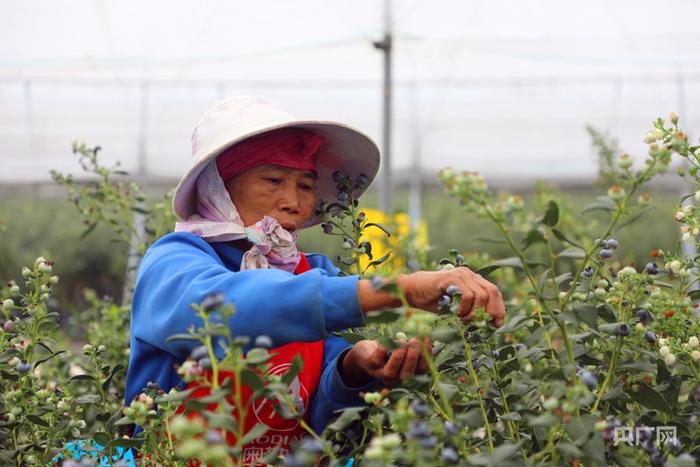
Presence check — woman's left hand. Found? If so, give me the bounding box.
[339,338,431,388]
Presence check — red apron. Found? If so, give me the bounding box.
[179,253,324,466]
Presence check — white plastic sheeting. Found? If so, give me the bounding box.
[1,0,700,183]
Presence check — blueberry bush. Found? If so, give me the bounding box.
[1,114,700,466]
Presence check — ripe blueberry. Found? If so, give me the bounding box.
[417,435,437,449]
[583,266,595,278]
[254,335,273,349]
[599,248,614,259]
[636,309,651,323]
[665,437,681,454]
[16,361,31,373]
[299,437,324,454]
[199,358,212,370]
[578,370,598,389]
[438,295,451,308]
[201,293,225,312]
[440,447,459,463]
[410,400,429,418]
[190,345,208,361]
[408,420,430,438]
[645,331,657,344]
[649,452,666,467]
[445,284,460,296]
[618,323,631,336]
[204,430,224,444]
[321,223,333,234]
[444,421,459,435]
[645,262,659,275]
[606,239,619,250]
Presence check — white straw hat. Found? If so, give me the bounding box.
[172,96,381,228]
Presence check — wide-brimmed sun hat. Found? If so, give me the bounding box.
[172,96,381,228]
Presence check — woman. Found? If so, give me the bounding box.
[124,96,505,461]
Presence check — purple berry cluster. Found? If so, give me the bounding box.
[596,238,619,260]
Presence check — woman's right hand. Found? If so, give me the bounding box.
[358,267,505,327]
[397,268,505,327]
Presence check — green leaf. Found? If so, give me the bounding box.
[114,416,134,426]
[438,382,459,402]
[467,443,519,466]
[555,272,573,285]
[495,314,535,334]
[601,384,625,402]
[26,415,49,428]
[165,333,199,343]
[240,369,264,391]
[326,407,364,432]
[582,196,616,214]
[527,413,559,427]
[557,247,586,259]
[336,331,365,345]
[93,432,111,447]
[556,442,582,458]
[246,348,273,365]
[523,228,546,250]
[102,364,124,392]
[33,350,66,369]
[80,222,98,239]
[542,200,559,227]
[195,387,230,405]
[365,309,402,324]
[477,257,542,275]
[475,237,507,245]
[281,355,304,385]
[615,206,656,231]
[365,252,391,270]
[499,412,522,421]
[551,228,583,248]
[364,222,392,237]
[431,326,459,343]
[68,374,96,383]
[203,412,237,432]
[110,437,143,449]
[154,387,196,404]
[568,304,599,330]
[627,386,672,413]
[75,394,102,405]
[241,423,270,445]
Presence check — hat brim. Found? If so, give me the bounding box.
[172,120,380,229]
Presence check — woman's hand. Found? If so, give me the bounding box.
[398,268,505,327]
[339,338,431,388]
[358,268,505,327]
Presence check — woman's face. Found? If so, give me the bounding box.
[226,164,317,231]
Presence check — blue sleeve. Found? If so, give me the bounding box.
[307,336,378,433]
[131,232,365,359]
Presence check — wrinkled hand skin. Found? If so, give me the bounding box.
[339,338,432,388]
[398,268,505,327]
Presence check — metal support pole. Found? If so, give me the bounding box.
[408,81,422,230]
[677,73,699,296]
[121,81,149,306]
[373,0,393,213]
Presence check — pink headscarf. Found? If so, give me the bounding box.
[217,128,323,182]
[174,129,325,273]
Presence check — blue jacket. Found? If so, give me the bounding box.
[125,231,370,432]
